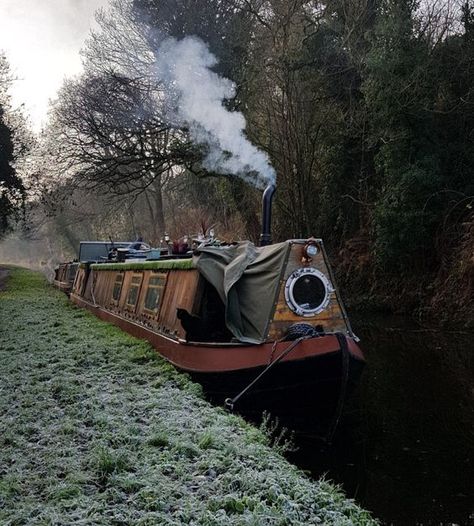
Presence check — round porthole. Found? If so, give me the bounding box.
[284,267,333,316]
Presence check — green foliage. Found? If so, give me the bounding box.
[357,0,469,270]
[91,446,131,486]
[198,430,215,450]
[241,0,473,279]
[258,412,297,455]
[372,150,443,269]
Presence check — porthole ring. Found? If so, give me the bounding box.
[284,267,333,317]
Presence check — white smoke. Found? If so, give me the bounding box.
[154,36,276,189]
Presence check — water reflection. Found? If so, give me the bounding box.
[290,317,474,525]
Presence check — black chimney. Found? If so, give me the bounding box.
[260,184,276,246]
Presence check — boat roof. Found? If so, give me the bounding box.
[88,259,195,271]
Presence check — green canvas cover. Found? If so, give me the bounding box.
[193,241,290,344]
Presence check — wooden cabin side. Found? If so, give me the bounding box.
[70,239,352,345]
[53,263,69,290]
[53,262,79,292]
[267,240,350,341]
[72,265,88,297]
[72,263,203,341]
[54,263,67,284]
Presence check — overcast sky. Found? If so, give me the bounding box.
[0,0,109,131]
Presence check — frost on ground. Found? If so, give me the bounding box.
[0,268,377,525]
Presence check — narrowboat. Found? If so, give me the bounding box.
[66,185,365,433]
[54,261,80,294]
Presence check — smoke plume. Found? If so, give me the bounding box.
[154,37,276,189]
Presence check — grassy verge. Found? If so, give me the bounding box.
[0,267,377,525]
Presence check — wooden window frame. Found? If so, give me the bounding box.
[111,273,124,305]
[125,273,143,312]
[143,272,167,316]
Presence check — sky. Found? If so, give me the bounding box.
[0,0,109,131]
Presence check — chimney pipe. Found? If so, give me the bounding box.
[260,184,276,246]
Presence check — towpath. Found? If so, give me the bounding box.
[0,267,377,525]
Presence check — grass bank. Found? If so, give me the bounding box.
[0,267,377,525]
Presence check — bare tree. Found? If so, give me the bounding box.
[45,0,197,240]
[0,53,31,236]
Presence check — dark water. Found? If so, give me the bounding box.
[288,317,474,525]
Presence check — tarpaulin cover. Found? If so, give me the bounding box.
[193,241,290,344]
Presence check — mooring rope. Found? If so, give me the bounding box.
[224,330,352,445]
[224,335,311,411]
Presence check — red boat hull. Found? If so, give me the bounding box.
[70,293,364,373]
[70,293,365,433]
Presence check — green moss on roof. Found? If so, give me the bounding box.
[90,259,195,271]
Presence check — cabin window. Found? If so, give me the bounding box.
[112,273,124,303]
[284,267,333,317]
[143,273,166,314]
[125,274,142,309]
[67,264,78,282]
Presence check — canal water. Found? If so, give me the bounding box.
[289,317,474,525]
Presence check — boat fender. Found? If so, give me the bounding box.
[284,323,323,341]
